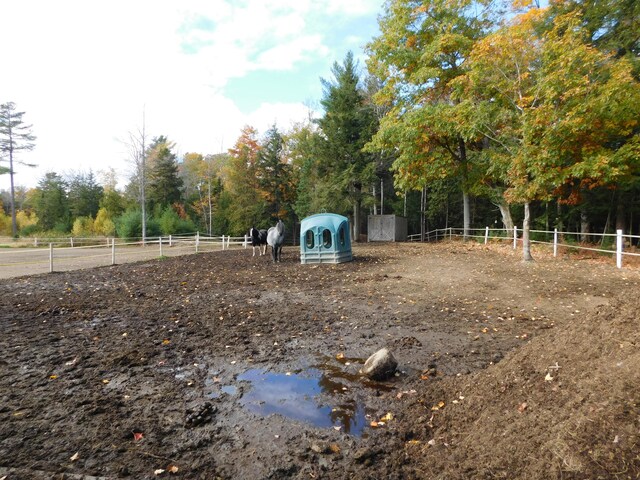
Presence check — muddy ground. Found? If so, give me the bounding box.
[1,242,639,480]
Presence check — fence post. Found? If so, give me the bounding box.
[159,236,163,257]
[195,233,199,254]
[227,236,230,249]
[616,229,623,269]
[553,228,558,257]
[34,238,38,247]
[49,243,53,273]
[513,226,517,249]
[244,235,248,248]
[484,226,489,244]
[112,239,116,265]
[169,235,173,247]
[70,237,74,247]
[221,235,225,250]
[449,227,452,240]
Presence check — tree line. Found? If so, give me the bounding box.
[1,1,639,260]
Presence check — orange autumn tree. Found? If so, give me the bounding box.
[457,8,640,260]
[224,125,268,235]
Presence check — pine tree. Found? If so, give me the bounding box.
[316,51,377,240]
[0,102,36,236]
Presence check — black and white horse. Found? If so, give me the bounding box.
[266,219,285,262]
[249,226,268,256]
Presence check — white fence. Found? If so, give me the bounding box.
[408,227,640,269]
[0,233,253,278]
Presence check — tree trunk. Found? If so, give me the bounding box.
[463,192,470,240]
[580,210,590,243]
[522,202,534,262]
[420,186,426,242]
[353,184,361,242]
[372,183,377,215]
[9,146,17,237]
[496,200,514,238]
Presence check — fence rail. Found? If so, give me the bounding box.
[408,226,639,268]
[0,233,253,278]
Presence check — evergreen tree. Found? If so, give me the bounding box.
[0,102,36,236]
[316,51,378,240]
[257,125,294,220]
[67,171,103,219]
[33,173,69,232]
[146,136,183,213]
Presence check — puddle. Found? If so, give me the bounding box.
[236,359,393,436]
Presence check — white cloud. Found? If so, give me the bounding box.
[0,0,379,190]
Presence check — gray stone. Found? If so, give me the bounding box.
[359,348,398,380]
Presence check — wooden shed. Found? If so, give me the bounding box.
[367,215,408,242]
[300,213,353,264]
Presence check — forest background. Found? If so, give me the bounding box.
[1,0,638,259]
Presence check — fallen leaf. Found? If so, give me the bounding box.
[162,339,171,345]
[70,452,80,461]
[329,444,341,454]
[154,469,165,475]
[545,373,554,382]
[167,465,179,474]
[49,375,58,380]
[370,421,379,427]
[518,402,528,413]
[133,432,144,441]
[102,379,110,384]
[336,352,345,360]
[380,412,394,422]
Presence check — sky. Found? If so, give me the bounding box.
[0,0,383,190]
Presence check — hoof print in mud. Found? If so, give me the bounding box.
[185,402,217,428]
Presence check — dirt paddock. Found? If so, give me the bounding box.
[1,242,638,479]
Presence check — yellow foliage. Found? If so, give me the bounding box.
[16,210,38,230]
[94,208,115,236]
[0,211,11,236]
[72,217,95,237]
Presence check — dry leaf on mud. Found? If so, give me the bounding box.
[380,412,394,422]
[545,373,554,381]
[49,375,58,380]
[370,421,379,427]
[518,402,528,413]
[167,465,179,473]
[336,352,345,360]
[133,432,144,441]
[431,401,445,411]
[70,452,80,461]
[154,469,165,475]
[329,444,341,454]
[162,339,171,345]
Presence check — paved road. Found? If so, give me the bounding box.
[0,241,236,279]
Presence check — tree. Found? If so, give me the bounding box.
[146,136,183,213]
[180,152,226,235]
[0,102,36,236]
[124,111,148,241]
[225,126,268,234]
[458,8,640,260]
[316,51,378,240]
[32,173,69,232]
[366,0,494,240]
[67,171,103,220]
[256,125,294,221]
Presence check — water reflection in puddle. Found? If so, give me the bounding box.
[237,361,390,436]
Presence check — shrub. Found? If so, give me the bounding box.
[72,217,95,237]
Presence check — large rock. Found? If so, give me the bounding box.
[360,348,398,380]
